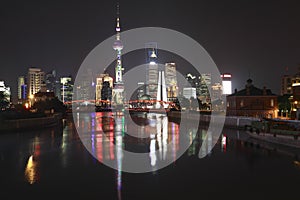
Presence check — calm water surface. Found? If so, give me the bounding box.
[1,112,300,199]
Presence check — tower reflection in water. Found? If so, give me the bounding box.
[76,111,184,199]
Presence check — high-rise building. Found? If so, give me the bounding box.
[221,73,232,95]
[183,87,196,100]
[281,75,292,95]
[0,81,11,103]
[112,4,125,106]
[27,68,45,98]
[101,81,112,102]
[60,76,73,103]
[211,82,222,100]
[96,73,113,106]
[75,68,94,101]
[45,70,57,93]
[198,73,211,103]
[137,82,146,100]
[17,76,26,101]
[165,62,178,101]
[146,42,158,99]
[156,71,168,108]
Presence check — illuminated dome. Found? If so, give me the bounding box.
[113,40,123,50]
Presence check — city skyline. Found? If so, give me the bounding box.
[1,1,300,100]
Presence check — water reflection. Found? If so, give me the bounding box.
[76,112,183,167]
[24,155,38,184]
[76,112,184,199]
[1,112,300,199]
[24,136,41,184]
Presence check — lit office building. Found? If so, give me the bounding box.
[199,73,211,103]
[95,74,113,106]
[146,42,158,99]
[27,68,45,98]
[137,82,146,99]
[60,76,74,103]
[17,76,26,101]
[45,70,57,93]
[183,87,196,100]
[75,68,94,101]
[211,82,222,100]
[165,62,178,101]
[280,75,292,95]
[0,80,11,103]
[221,73,232,95]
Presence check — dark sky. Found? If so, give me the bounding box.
[1,0,300,100]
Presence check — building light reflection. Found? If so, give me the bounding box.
[221,134,227,153]
[150,136,157,167]
[24,155,38,184]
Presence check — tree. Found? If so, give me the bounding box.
[278,94,291,117]
[33,97,67,114]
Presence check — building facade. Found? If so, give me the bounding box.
[45,70,57,93]
[281,75,292,95]
[146,42,158,99]
[17,76,26,102]
[27,68,45,98]
[221,73,232,95]
[226,79,278,118]
[0,81,11,103]
[95,73,113,106]
[165,62,178,101]
[198,73,211,103]
[60,76,74,103]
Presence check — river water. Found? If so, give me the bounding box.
[1,112,300,199]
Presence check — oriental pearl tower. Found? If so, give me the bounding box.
[112,3,125,107]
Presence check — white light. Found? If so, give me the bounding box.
[292,83,300,87]
[222,80,232,94]
[150,61,156,65]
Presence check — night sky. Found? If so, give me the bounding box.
[1,0,300,101]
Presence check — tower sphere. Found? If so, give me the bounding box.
[113,40,123,50]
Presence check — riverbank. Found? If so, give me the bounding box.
[0,113,63,132]
[167,111,259,129]
[167,111,300,148]
[246,131,300,149]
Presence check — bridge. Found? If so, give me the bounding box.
[64,99,179,112]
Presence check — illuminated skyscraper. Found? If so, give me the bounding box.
[45,70,57,93]
[221,73,232,95]
[146,42,158,99]
[164,62,178,101]
[199,73,211,103]
[60,76,73,103]
[75,68,94,101]
[156,71,168,108]
[0,80,11,103]
[112,3,124,106]
[95,73,113,106]
[17,76,26,101]
[27,68,45,98]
